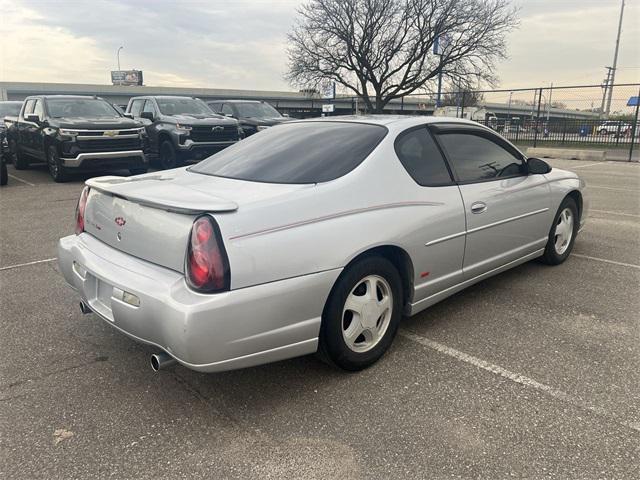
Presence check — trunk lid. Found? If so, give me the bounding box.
[82,169,311,272]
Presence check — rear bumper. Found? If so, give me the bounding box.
[57,233,340,372]
[61,150,147,168]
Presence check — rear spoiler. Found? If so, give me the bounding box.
[86,175,238,214]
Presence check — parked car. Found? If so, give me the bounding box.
[207,99,290,137]
[58,116,588,373]
[598,120,631,136]
[4,95,148,182]
[126,96,241,169]
[0,101,23,186]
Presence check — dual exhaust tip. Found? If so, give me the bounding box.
[79,301,176,372]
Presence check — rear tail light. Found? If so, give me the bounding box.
[185,215,230,293]
[75,186,90,235]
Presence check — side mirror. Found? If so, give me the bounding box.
[123,112,134,119]
[25,113,40,124]
[140,111,154,121]
[224,113,234,118]
[282,113,290,118]
[527,157,552,175]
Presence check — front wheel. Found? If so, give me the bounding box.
[599,129,608,135]
[47,145,68,183]
[540,196,579,265]
[159,140,179,170]
[10,140,29,170]
[0,161,7,186]
[318,256,403,371]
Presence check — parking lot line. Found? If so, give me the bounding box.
[399,330,640,433]
[571,254,640,270]
[0,257,57,272]
[7,173,35,187]
[590,209,640,218]
[589,185,637,192]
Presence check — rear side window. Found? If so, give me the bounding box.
[395,128,452,186]
[438,132,525,183]
[23,99,36,115]
[190,122,387,184]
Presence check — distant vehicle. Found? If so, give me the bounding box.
[207,100,290,137]
[58,116,587,373]
[0,101,23,186]
[433,106,497,125]
[126,96,241,169]
[4,95,148,182]
[598,120,631,136]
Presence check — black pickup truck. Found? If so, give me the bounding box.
[207,99,290,137]
[126,96,241,169]
[4,95,148,182]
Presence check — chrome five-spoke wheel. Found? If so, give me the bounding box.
[342,275,393,353]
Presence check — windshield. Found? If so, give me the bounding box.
[0,103,22,117]
[236,102,282,119]
[157,98,212,116]
[47,98,120,118]
[190,121,387,184]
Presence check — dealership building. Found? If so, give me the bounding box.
[0,81,599,120]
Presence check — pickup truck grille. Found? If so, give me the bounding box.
[76,129,140,137]
[190,126,238,143]
[76,138,142,152]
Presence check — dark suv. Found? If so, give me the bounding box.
[127,96,241,169]
[207,100,290,137]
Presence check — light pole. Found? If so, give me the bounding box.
[117,46,124,71]
[605,0,625,115]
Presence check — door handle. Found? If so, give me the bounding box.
[471,202,487,214]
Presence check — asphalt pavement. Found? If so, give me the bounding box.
[1,159,638,479]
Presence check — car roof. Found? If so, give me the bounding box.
[207,99,263,104]
[135,96,200,100]
[32,95,103,100]
[294,115,482,128]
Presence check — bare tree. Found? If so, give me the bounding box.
[286,0,518,113]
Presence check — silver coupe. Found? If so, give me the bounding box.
[58,116,588,372]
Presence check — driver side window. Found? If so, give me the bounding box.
[221,104,234,116]
[142,100,156,116]
[437,132,525,183]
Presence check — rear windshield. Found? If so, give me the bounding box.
[47,98,120,118]
[235,102,281,119]
[190,122,387,184]
[0,103,22,117]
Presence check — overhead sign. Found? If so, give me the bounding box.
[321,81,336,100]
[322,104,335,113]
[111,70,143,86]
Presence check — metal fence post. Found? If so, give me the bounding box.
[533,88,543,148]
[562,118,567,145]
[401,96,404,112]
[629,87,640,162]
[460,92,466,118]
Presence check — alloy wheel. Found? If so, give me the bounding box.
[342,275,393,353]
[554,207,574,255]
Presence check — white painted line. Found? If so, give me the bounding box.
[589,185,637,192]
[7,174,35,187]
[568,162,605,169]
[590,209,640,218]
[571,254,640,270]
[0,258,57,272]
[400,330,640,433]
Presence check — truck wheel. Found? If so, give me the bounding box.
[1,161,7,186]
[10,140,29,170]
[159,140,179,170]
[47,145,68,183]
[599,129,608,135]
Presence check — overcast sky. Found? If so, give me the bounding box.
[0,0,638,93]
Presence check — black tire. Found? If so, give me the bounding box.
[10,140,29,170]
[159,140,179,170]
[129,167,148,176]
[540,196,579,265]
[0,161,7,186]
[318,256,403,371]
[599,129,608,135]
[47,145,68,183]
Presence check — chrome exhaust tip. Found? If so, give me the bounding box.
[79,301,92,314]
[150,352,177,372]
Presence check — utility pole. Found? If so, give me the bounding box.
[605,0,625,115]
[117,46,124,71]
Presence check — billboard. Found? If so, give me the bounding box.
[111,70,143,86]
